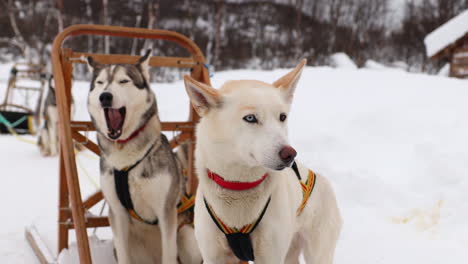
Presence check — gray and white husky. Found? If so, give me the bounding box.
[86,50,201,264]
[37,75,59,156]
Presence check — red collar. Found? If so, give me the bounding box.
[207,169,268,191]
[116,122,148,144]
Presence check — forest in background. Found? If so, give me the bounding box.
[0,0,467,80]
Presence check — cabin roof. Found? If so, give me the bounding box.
[424,9,468,58]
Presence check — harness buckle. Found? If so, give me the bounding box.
[114,141,124,150]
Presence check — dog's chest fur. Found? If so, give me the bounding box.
[99,132,181,221]
[46,105,58,121]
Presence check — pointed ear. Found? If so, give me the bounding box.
[184,75,221,116]
[85,56,98,73]
[272,59,306,103]
[137,49,152,82]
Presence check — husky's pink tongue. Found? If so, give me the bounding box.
[107,108,122,130]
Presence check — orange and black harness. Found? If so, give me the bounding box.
[204,161,316,261]
[291,161,317,216]
[113,141,195,225]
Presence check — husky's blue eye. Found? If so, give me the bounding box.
[243,114,258,123]
[119,79,130,84]
[280,113,287,122]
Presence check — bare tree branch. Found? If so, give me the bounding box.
[7,0,25,44]
[56,0,64,32]
[142,0,159,52]
[213,0,225,69]
[102,0,109,53]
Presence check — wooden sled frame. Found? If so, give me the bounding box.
[0,62,46,114]
[26,24,210,264]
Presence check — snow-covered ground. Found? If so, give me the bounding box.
[1,63,468,263]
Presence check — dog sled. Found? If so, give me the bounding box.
[25,24,213,264]
[0,63,47,134]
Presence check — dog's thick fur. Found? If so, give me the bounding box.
[37,76,59,156]
[184,60,342,264]
[86,51,201,264]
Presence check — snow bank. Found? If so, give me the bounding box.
[364,60,387,70]
[437,63,450,76]
[424,9,468,57]
[329,52,357,69]
[390,60,408,71]
[364,60,406,72]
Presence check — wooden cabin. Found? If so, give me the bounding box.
[424,10,468,78]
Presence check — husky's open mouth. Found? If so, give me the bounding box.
[104,107,126,140]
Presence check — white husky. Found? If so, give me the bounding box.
[184,60,342,264]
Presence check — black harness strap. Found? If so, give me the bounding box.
[204,196,271,262]
[113,142,159,225]
[203,161,309,261]
[291,161,301,180]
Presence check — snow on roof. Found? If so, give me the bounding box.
[424,9,468,57]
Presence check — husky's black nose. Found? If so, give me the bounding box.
[279,146,297,165]
[99,92,113,107]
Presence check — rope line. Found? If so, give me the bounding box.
[75,150,100,190]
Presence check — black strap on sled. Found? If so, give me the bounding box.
[204,196,271,262]
[0,111,34,134]
[113,142,159,225]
